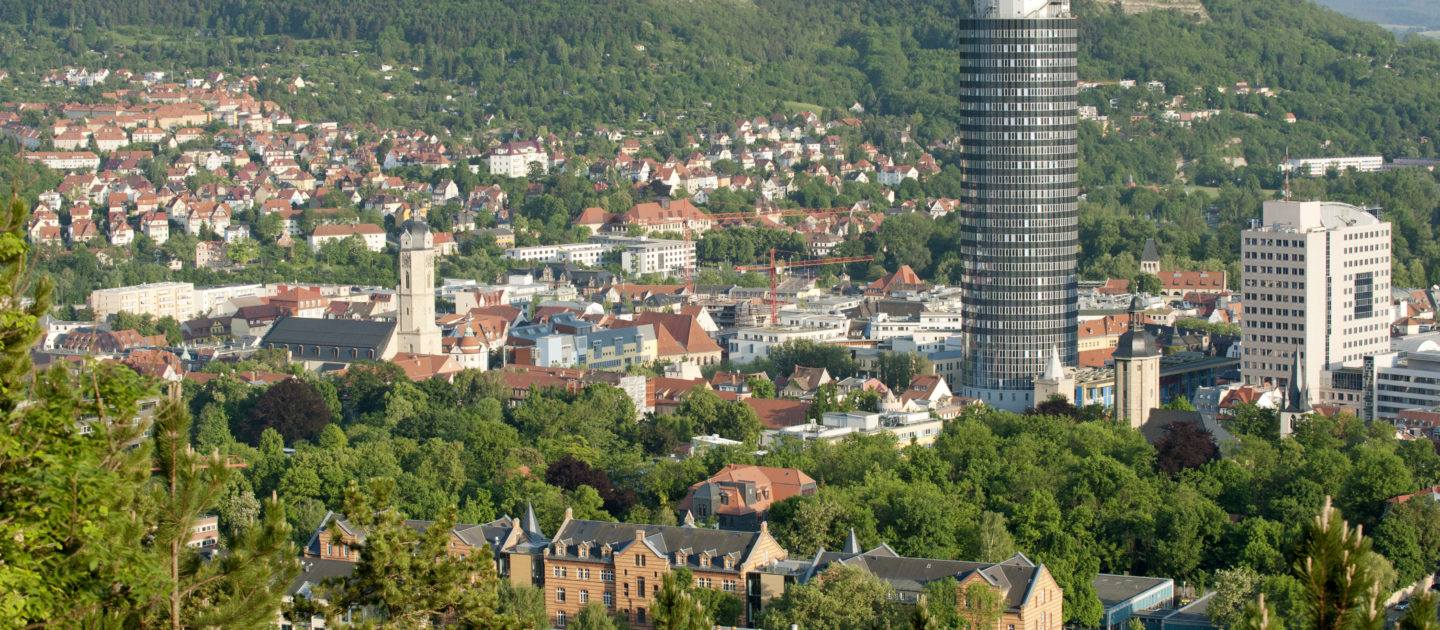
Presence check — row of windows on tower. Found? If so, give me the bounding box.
[959,43,1076,53]
[966,131,1077,142]
[966,116,1078,127]
[958,71,1078,82]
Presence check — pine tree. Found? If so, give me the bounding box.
[1235,496,1389,630]
[0,194,299,629]
[144,391,298,628]
[0,194,160,627]
[1399,593,1440,630]
[1295,497,1386,630]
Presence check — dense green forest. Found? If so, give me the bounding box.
[178,352,1440,626]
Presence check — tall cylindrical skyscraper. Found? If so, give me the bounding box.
[958,0,1078,411]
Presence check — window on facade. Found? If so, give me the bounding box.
[555,611,567,628]
[636,608,646,625]
[604,592,613,607]
[637,577,646,598]
[579,590,589,604]
[556,588,566,603]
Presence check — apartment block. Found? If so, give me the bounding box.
[88,281,196,321]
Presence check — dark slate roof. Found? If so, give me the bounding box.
[807,547,1041,610]
[288,558,356,597]
[1142,238,1159,263]
[1139,409,1205,444]
[260,317,395,361]
[550,519,769,573]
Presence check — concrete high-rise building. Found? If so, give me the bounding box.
[396,219,443,355]
[958,0,1079,411]
[1112,296,1161,428]
[1241,200,1391,399]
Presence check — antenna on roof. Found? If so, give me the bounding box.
[1282,147,1292,201]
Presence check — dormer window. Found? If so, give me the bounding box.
[578,544,589,559]
[699,556,709,568]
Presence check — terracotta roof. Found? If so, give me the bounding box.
[1159,270,1227,291]
[742,398,811,429]
[614,312,722,356]
[865,265,927,294]
[390,352,462,381]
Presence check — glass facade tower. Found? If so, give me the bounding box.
[958,0,1078,411]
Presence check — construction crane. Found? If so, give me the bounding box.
[733,248,874,323]
[631,205,868,292]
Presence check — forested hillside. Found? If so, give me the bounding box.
[3,0,1439,160]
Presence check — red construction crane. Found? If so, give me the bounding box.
[733,248,874,323]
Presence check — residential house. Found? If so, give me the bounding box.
[676,465,817,531]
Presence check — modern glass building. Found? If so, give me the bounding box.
[958,0,1079,410]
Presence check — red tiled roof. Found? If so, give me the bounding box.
[742,398,811,429]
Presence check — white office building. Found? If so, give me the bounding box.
[1281,156,1384,177]
[1240,200,1391,400]
[619,239,695,277]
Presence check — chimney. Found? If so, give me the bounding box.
[760,521,769,534]
[634,529,647,541]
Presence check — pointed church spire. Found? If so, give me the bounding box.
[1042,345,1064,382]
[843,528,861,555]
[1285,347,1311,414]
[523,502,543,537]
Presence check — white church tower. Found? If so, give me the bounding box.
[396,217,442,355]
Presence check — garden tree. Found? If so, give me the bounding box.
[143,395,299,629]
[193,401,235,452]
[758,565,901,630]
[1226,403,1281,443]
[690,584,744,627]
[0,194,297,629]
[1208,567,1263,629]
[876,350,932,391]
[768,339,860,380]
[651,569,712,630]
[246,378,333,445]
[302,478,526,629]
[807,381,847,421]
[1130,273,1163,295]
[958,580,1005,630]
[746,375,775,399]
[921,578,961,629]
[664,387,763,445]
[1372,500,1440,586]
[1153,420,1218,475]
[1162,395,1196,412]
[545,455,637,516]
[496,582,549,630]
[972,511,1016,563]
[1340,446,1415,529]
[572,603,619,630]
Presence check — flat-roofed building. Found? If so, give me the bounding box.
[88,281,196,321]
[1241,200,1391,404]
